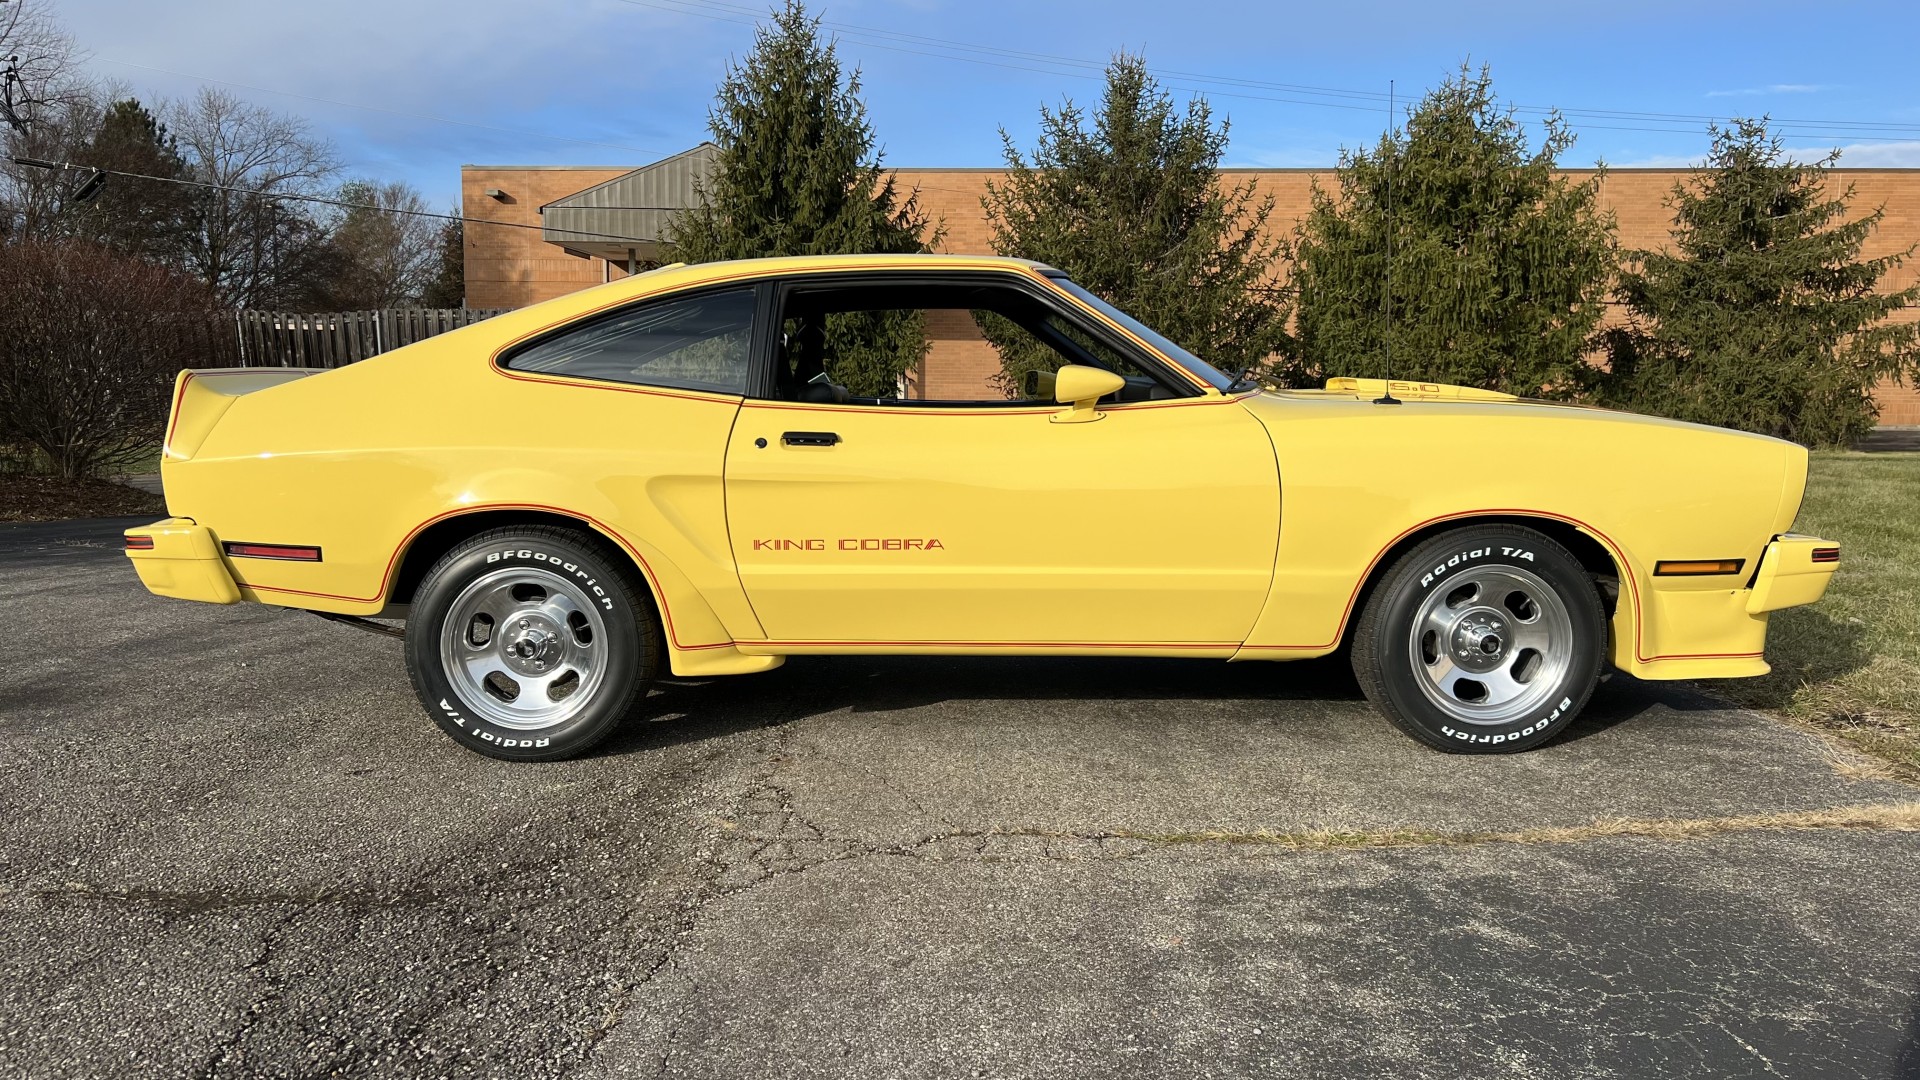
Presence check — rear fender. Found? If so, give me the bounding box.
[165,368,324,461]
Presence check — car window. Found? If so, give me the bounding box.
[507,288,756,395]
[770,280,1188,406]
[1045,274,1237,392]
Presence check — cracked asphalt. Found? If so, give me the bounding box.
[3,517,1919,1079]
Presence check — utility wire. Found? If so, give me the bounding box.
[616,0,1920,142]
[93,57,677,159]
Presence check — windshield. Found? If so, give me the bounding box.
[1043,272,1237,392]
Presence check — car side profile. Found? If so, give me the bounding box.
[125,254,1840,760]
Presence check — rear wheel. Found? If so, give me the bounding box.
[404,526,657,761]
[1352,525,1606,753]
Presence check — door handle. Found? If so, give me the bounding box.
[781,431,841,447]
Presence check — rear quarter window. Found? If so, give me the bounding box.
[505,287,757,395]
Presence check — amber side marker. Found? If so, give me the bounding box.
[1654,559,1745,576]
[1812,547,1841,564]
[223,542,322,562]
[124,536,154,551]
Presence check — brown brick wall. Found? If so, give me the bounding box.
[462,166,639,310]
[464,165,1920,424]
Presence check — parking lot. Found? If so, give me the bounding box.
[4,516,1919,1079]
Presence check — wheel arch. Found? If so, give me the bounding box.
[387,508,642,610]
[381,504,775,678]
[1339,513,1628,653]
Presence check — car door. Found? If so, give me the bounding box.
[721,273,1279,649]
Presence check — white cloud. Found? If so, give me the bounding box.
[1706,83,1831,98]
[1823,141,1920,167]
[1605,140,1920,169]
[1604,152,1704,169]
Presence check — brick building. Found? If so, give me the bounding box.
[461,149,1920,424]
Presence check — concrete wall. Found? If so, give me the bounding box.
[464,165,1920,424]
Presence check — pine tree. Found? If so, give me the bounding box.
[71,98,195,263]
[1590,120,1920,446]
[665,0,937,397]
[981,54,1287,392]
[421,214,465,309]
[1287,65,1615,394]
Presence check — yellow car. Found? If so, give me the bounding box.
[124,254,1839,760]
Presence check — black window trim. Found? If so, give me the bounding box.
[496,281,775,398]
[756,270,1206,407]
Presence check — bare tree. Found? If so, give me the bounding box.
[167,87,339,308]
[0,0,85,130]
[315,179,441,308]
[0,0,96,241]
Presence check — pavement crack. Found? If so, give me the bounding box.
[1718,1021,1788,1077]
[191,910,292,1080]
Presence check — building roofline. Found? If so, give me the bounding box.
[462,164,647,171]
[468,163,1920,175]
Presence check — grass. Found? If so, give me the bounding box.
[1707,451,1920,780]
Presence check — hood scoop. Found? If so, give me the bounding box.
[1323,377,1518,403]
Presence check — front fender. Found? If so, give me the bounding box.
[1232,394,1803,679]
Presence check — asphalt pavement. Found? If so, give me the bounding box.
[2,517,1917,1079]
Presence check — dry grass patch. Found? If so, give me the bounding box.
[1002,801,1920,852]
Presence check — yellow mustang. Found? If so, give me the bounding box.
[124,254,1839,760]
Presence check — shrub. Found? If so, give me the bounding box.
[0,240,235,479]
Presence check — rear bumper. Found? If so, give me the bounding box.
[123,518,242,604]
[1746,533,1839,614]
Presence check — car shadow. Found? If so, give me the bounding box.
[1706,605,1874,711]
[595,652,1684,758]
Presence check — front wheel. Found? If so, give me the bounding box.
[403,526,658,761]
[1351,525,1607,753]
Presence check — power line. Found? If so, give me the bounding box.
[93,57,679,159]
[6,157,678,245]
[615,0,1920,143]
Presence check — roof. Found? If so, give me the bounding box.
[539,143,720,260]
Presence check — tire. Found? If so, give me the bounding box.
[1351,525,1606,753]
[404,526,658,761]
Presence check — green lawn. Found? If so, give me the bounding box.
[1708,451,1920,778]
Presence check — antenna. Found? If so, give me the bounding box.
[1374,78,1401,406]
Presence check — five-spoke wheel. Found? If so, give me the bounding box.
[1353,525,1607,753]
[404,526,658,761]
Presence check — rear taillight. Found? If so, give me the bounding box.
[1812,547,1840,564]
[124,536,154,551]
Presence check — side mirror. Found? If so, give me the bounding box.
[1050,364,1126,424]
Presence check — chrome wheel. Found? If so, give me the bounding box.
[1408,564,1573,726]
[438,566,609,731]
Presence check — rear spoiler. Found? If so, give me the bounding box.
[164,367,323,461]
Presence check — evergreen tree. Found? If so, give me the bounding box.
[1287,65,1614,394]
[57,98,193,262]
[666,0,937,397]
[1590,120,1920,446]
[981,54,1287,392]
[420,213,466,309]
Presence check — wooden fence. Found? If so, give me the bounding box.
[233,308,508,368]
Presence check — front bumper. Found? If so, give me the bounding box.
[1618,533,1838,681]
[123,518,242,604]
[1746,533,1840,614]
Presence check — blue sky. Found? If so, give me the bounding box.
[52,0,1920,208]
